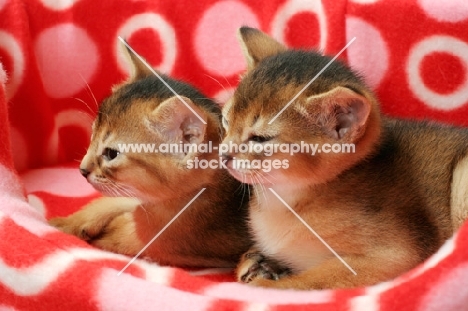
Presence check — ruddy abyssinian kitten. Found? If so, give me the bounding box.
[49,44,251,268]
[221,27,468,289]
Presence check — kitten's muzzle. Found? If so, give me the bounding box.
[221,153,233,161]
[80,168,90,178]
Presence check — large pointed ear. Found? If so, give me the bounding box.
[148,96,207,146]
[238,27,287,71]
[120,39,154,83]
[304,87,372,141]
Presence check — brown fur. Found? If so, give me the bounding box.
[222,27,468,289]
[50,43,251,268]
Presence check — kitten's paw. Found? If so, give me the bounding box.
[237,252,267,283]
[48,216,107,241]
[49,197,140,242]
[50,211,139,255]
[237,251,289,284]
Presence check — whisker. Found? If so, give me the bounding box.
[204,74,227,92]
[79,73,99,109]
[102,184,115,197]
[241,174,250,209]
[258,173,269,204]
[246,174,251,201]
[253,171,265,204]
[110,180,131,197]
[222,75,233,89]
[76,110,94,120]
[252,173,260,201]
[110,185,120,197]
[110,180,151,224]
[107,180,123,198]
[238,180,247,209]
[73,97,95,115]
[259,169,276,184]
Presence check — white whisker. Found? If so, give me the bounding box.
[204,74,227,93]
[79,73,99,109]
[73,97,95,115]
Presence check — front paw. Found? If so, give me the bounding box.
[49,197,140,241]
[49,212,136,255]
[237,252,289,283]
[49,216,104,241]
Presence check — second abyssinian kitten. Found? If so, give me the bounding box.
[221,27,468,289]
[49,43,251,268]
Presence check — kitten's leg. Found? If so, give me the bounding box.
[246,254,413,290]
[49,197,140,242]
[49,197,145,255]
[237,248,291,283]
[87,210,145,255]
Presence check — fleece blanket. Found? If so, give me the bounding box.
[1,0,468,310]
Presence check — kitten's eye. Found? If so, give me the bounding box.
[249,135,273,143]
[222,116,229,129]
[102,148,120,161]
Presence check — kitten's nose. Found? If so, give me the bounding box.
[221,153,233,161]
[79,168,90,178]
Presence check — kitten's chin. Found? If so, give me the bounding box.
[227,167,275,185]
[91,185,122,197]
[90,182,141,199]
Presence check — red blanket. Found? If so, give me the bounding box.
[1,0,468,310]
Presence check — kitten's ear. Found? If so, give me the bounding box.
[238,27,287,71]
[149,96,207,145]
[120,39,154,82]
[304,87,372,141]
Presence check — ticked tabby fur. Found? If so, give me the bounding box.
[50,43,251,268]
[221,27,468,289]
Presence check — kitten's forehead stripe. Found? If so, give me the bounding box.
[251,115,259,127]
[234,50,366,112]
[102,131,111,143]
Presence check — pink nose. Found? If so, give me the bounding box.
[221,153,233,161]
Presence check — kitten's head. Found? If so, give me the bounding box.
[221,27,381,186]
[80,43,222,201]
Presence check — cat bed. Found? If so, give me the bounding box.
[1,0,468,309]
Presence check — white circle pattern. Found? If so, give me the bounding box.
[271,0,327,50]
[407,35,468,111]
[116,13,177,75]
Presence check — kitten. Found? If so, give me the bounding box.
[49,43,251,268]
[221,27,468,289]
